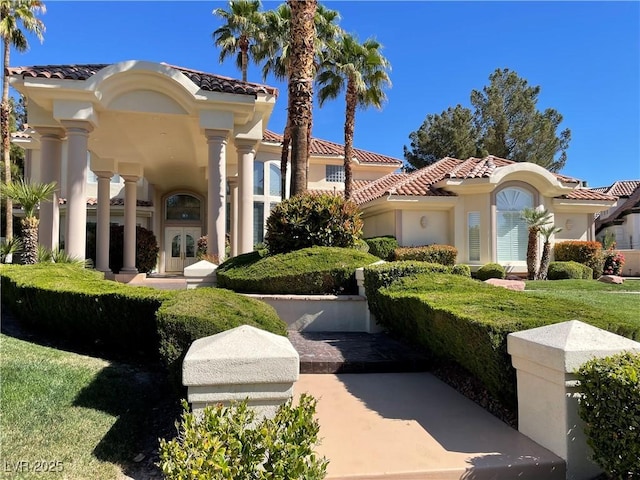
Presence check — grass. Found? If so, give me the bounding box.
[0,332,178,480]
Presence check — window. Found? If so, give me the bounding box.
[496,187,533,262]
[269,164,281,196]
[254,161,264,195]
[166,194,201,221]
[253,202,264,245]
[468,212,480,262]
[326,165,345,183]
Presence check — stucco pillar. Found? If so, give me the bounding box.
[63,122,92,260]
[227,176,239,258]
[205,130,228,262]
[94,171,112,273]
[37,128,64,250]
[236,141,256,254]
[121,175,139,273]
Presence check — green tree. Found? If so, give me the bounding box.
[537,224,562,280]
[521,207,552,280]
[212,0,264,82]
[254,2,340,198]
[471,68,571,172]
[1,179,56,264]
[403,105,480,170]
[287,0,317,196]
[316,34,391,199]
[404,68,571,173]
[1,0,46,241]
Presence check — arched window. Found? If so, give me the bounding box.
[496,187,533,262]
[166,194,201,221]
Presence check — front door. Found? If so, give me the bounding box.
[165,227,200,273]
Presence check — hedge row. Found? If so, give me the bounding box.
[547,261,593,280]
[554,241,604,279]
[0,264,286,389]
[217,246,379,295]
[393,245,458,265]
[364,271,640,407]
[364,236,399,261]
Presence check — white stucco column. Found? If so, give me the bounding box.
[121,174,139,273]
[236,141,256,254]
[63,122,92,260]
[94,171,112,272]
[227,176,239,258]
[37,127,64,250]
[205,129,228,262]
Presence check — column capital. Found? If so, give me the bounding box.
[33,126,66,139]
[226,175,239,186]
[235,139,257,154]
[121,174,140,183]
[60,120,94,134]
[93,170,114,180]
[204,129,230,143]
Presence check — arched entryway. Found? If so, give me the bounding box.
[164,193,203,272]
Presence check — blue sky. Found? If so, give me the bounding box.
[8,1,640,188]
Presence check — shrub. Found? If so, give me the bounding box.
[87,223,160,273]
[217,246,378,295]
[265,193,363,255]
[156,288,285,389]
[475,263,506,281]
[393,245,458,266]
[576,352,640,479]
[353,238,370,253]
[554,241,604,279]
[547,261,593,280]
[158,395,328,480]
[603,250,626,276]
[365,236,399,261]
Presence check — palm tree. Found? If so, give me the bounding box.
[1,179,56,264]
[212,0,264,83]
[287,0,317,196]
[537,224,562,280]
[1,0,46,242]
[254,3,340,198]
[316,34,391,200]
[521,207,552,280]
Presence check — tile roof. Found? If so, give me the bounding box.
[595,183,640,232]
[592,180,640,197]
[263,130,403,166]
[7,63,277,96]
[352,156,613,205]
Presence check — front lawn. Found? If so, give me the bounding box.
[0,332,177,480]
[525,279,640,329]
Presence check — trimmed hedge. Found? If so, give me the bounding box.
[475,263,506,281]
[365,236,399,261]
[547,261,593,280]
[0,265,287,374]
[367,273,640,407]
[393,245,458,265]
[157,288,286,388]
[217,246,379,295]
[577,352,640,479]
[554,241,604,279]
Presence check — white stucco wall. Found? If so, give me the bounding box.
[553,213,590,242]
[362,211,396,239]
[401,210,450,246]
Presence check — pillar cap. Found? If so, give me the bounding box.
[508,320,640,373]
[183,325,298,386]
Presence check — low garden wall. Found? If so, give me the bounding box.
[619,249,640,276]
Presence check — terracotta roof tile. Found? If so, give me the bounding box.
[558,189,617,201]
[352,172,409,204]
[595,184,640,232]
[593,180,640,197]
[7,63,277,96]
[263,130,403,166]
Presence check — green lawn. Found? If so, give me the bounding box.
[524,279,640,328]
[0,333,177,480]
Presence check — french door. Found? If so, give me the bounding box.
[165,227,200,273]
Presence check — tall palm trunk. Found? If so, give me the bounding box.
[2,36,13,241]
[287,0,316,197]
[20,216,38,264]
[526,228,539,280]
[537,240,552,280]
[343,78,357,200]
[280,117,290,199]
[239,34,249,82]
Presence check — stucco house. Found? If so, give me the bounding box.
[593,180,640,275]
[7,61,400,275]
[352,156,616,274]
[8,60,617,276]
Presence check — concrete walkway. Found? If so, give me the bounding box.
[296,373,565,480]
